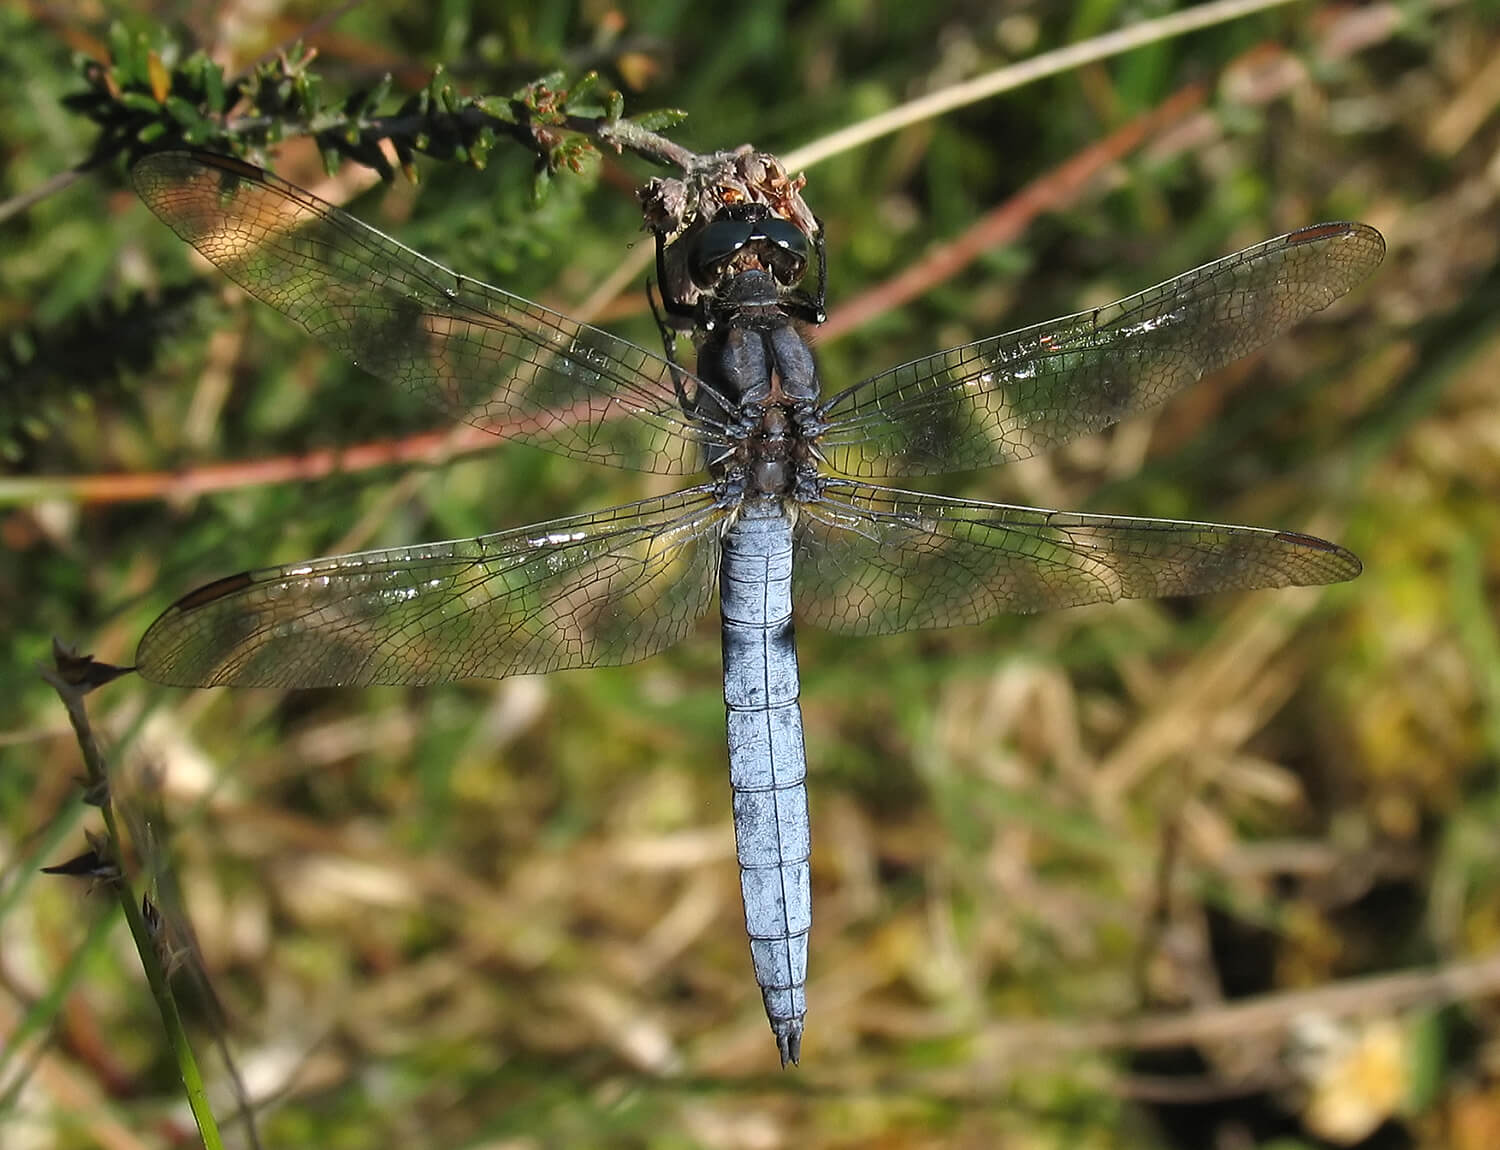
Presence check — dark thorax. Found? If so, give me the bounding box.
[654,204,829,504]
[694,270,825,500]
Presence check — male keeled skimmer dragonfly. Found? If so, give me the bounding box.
[131,151,1384,1065]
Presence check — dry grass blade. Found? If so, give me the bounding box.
[781,0,1303,171]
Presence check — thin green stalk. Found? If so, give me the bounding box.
[41,656,225,1150]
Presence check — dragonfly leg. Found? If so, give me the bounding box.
[646,278,705,415]
[779,217,828,325]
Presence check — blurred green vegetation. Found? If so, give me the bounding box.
[5,1,1500,1147]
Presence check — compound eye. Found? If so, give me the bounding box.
[691,219,755,285]
[757,218,810,283]
[759,218,809,257]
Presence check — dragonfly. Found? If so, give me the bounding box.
[130,150,1384,1065]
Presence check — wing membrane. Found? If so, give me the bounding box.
[816,222,1385,477]
[133,151,724,474]
[793,480,1360,635]
[136,489,728,687]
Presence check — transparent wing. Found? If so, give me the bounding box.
[816,222,1385,477]
[136,488,728,687]
[133,151,725,475]
[793,480,1360,635]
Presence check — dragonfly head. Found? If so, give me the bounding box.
[687,203,811,293]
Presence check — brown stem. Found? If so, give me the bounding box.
[816,83,1207,342]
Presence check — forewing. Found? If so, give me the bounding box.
[133,151,722,474]
[816,222,1385,477]
[137,489,727,687]
[793,480,1360,635]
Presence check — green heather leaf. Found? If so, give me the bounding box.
[531,162,552,205]
[201,55,224,111]
[119,91,162,114]
[569,71,601,105]
[106,23,136,82]
[633,108,687,132]
[164,96,200,126]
